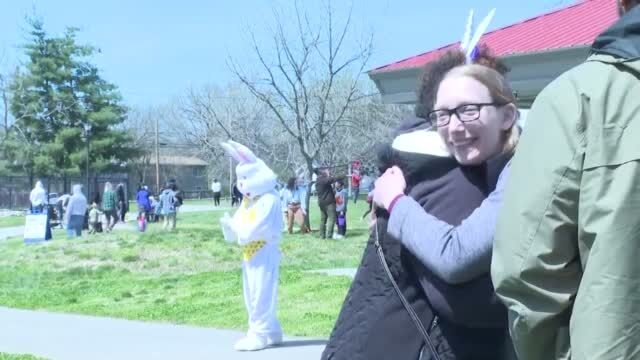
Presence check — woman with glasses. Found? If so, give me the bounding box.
[324,47,518,360]
[374,63,519,357]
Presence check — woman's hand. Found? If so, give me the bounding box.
[372,166,407,210]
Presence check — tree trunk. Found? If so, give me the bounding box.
[303,160,314,231]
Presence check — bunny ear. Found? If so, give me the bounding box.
[466,8,496,63]
[228,140,257,164]
[460,9,475,51]
[220,141,244,163]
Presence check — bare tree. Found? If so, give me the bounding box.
[177,84,301,178]
[121,106,159,184]
[0,74,8,143]
[229,1,373,225]
[177,85,232,159]
[320,89,409,171]
[0,51,10,143]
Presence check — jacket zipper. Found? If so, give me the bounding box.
[430,316,439,332]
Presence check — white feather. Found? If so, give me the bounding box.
[460,9,474,50]
[466,8,496,60]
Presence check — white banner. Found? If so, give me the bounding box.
[24,213,48,244]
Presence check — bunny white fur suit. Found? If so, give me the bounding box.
[220,141,284,351]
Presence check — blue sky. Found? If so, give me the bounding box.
[0,0,572,107]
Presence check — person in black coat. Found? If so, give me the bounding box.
[322,46,514,360]
[116,183,128,222]
[231,182,242,206]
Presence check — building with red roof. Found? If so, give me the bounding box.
[368,0,619,108]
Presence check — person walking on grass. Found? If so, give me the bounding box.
[350,170,361,204]
[136,185,152,222]
[88,203,103,234]
[314,166,342,240]
[102,182,117,232]
[29,180,52,240]
[211,178,222,206]
[65,184,87,238]
[334,179,348,239]
[231,182,242,207]
[29,180,47,213]
[116,183,128,223]
[159,182,179,231]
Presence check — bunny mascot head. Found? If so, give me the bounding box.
[221,140,278,199]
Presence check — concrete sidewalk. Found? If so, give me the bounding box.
[0,226,23,240]
[0,307,326,360]
[0,222,137,241]
[0,205,230,240]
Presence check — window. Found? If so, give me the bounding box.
[192,167,204,177]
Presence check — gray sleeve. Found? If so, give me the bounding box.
[387,165,509,284]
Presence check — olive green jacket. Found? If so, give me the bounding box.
[491,24,640,360]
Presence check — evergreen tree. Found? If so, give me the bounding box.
[4,18,139,188]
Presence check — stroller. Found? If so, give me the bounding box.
[48,204,62,229]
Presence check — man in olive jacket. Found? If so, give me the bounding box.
[492,1,640,359]
[314,167,342,239]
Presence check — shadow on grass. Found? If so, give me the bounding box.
[345,228,369,238]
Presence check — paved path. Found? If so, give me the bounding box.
[0,226,23,240]
[0,205,231,240]
[0,307,326,360]
[0,222,137,241]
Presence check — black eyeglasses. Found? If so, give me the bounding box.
[428,103,506,127]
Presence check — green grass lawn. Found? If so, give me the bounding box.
[128,198,225,209]
[0,216,25,228]
[0,199,370,337]
[0,354,46,360]
[1,198,224,229]
[181,198,226,206]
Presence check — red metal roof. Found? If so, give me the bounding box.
[370,0,619,74]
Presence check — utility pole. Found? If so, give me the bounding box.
[155,116,160,194]
[84,123,92,198]
[86,138,90,197]
[347,162,352,198]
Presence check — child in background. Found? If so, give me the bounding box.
[138,212,147,232]
[149,196,159,223]
[88,203,103,234]
[334,180,348,239]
